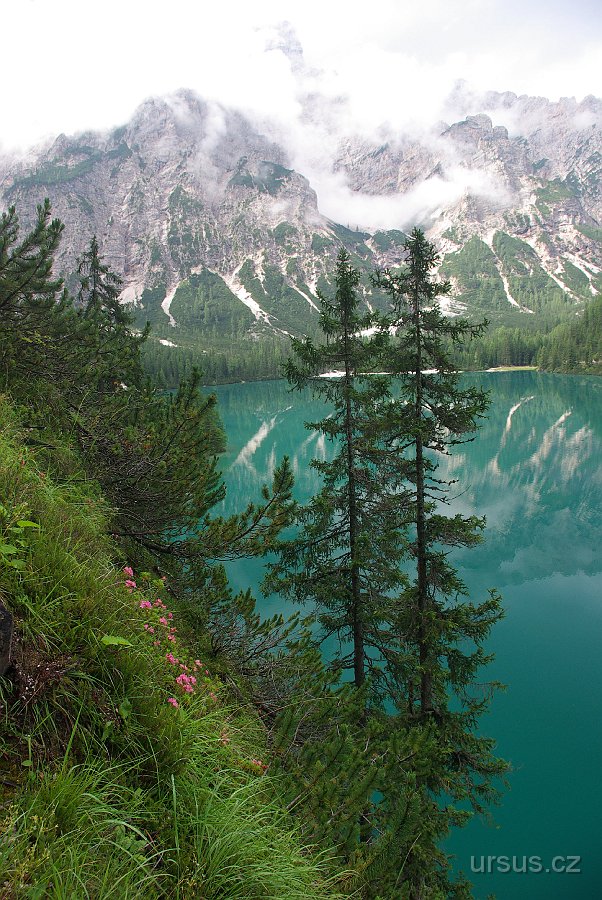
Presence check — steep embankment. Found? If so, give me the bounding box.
[0,397,350,898]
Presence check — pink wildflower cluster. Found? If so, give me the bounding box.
[176,672,197,693]
[122,566,137,592]
[123,566,218,711]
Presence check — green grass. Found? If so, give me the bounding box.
[0,396,352,898]
[577,224,602,243]
[535,177,577,204]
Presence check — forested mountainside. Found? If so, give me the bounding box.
[1,88,600,380]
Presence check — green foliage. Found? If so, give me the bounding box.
[266,241,507,895]
[134,282,168,328]
[561,259,592,298]
[535,177,577,204]
[449,323,544,369]
[142,335,292,387]
[166,187,205,273]
[0,406,346,897]
[77,234,130,325]
[439,229,577,323]
[238,258,319,334]
[311,233,335,254]
[0,192,347,894]
[0,502,39,571]
[491,231,570,312]
[267,251,408,691]
[537,295,602,373]
[273,222,297,248]
[329,223,371,250]
[10,156,101,188]
[106,141,133,161]
[169,269,254,333]
[440,235,507,310]
[577,223,602,243]
[229,159,294,196]
[372,228,509,887]
[9,143,132,192]
[371,229,407,251]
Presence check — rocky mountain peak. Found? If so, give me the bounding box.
[1,87,600,351]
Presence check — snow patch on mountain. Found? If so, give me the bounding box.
[161,286,179,327]
[291,284,319,311]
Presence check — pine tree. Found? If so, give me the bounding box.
[374,229,509,871]
[77,234,129,326]
[266,249,411,695]
[268,238,507,896]
[265,250,451,895]
[0,201,75,394]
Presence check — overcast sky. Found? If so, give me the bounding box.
[2,0,601,154]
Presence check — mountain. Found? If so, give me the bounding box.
[1,87,601,359]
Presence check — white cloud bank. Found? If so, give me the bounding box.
[1,0,601,230]
[3,0,600,152]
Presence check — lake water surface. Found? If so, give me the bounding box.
[211,372,602,899]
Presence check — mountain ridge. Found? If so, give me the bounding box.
[1,87,600,348]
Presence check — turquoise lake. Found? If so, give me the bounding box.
[210,371,602,899]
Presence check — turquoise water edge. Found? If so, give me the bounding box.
[211,372,602,900]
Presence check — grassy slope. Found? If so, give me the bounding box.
[0,397,352,899]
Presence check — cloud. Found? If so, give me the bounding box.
[309,161,508,232]
[1,0,600,233]
[2,0,600,154]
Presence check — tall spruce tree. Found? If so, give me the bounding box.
[0,201,79,395]
[267,239,507,897]
[265,250,450,896]
[265,249,412,696]
[77,234,129,326]
[374,228,509,895]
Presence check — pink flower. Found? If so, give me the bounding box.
[166,652,178,665]
[153,640,161,647]
[158,616,168,626]
[123,566,134,577]
[167,634,176,643]
[139,600,152,610]
[176,673,195,694]
[125,580,137,591]
[167,697,179,708]
[154,599,166,608]
[167,612,173,620]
